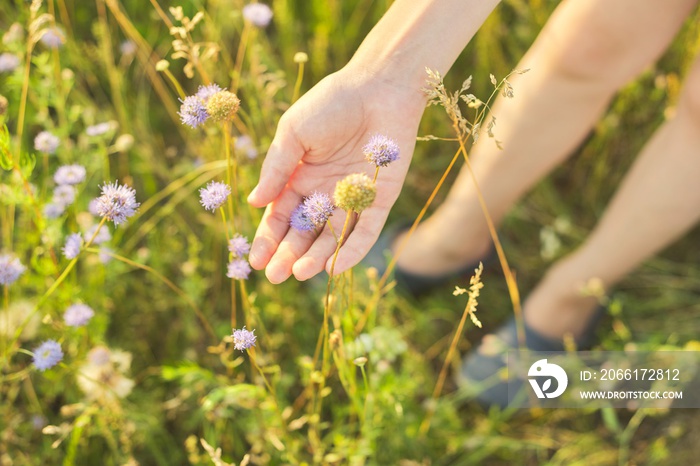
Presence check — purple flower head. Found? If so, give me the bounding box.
[44,202,65,219]
[363,134,400,167]
[232,327,256,351]
[289,204,315,231]
[228,234,251,258]
[227,258,251,280]
[289,192,334,231]
[302,192,334,227]
[88,346,111,366]
[88,198,100,216]
[86,122,113,137]
[39,28,65,48]
[0,53,20,73]
[199,181,231,212]
[31,415,47,431]
[62,233,83,259]
[34,131,60,154]
[236,135,258,160]
[195,84,223,102]
[178,95,208,128]
[64,303,94,327]
[94,181,140,225]
[98,247,113,264]
[52,185,76,207]
[85,224,111,245]
[0,254,26,285]
[33,340,63,371]
[54,164,86,186]
[242,3,273,28]
[120,40,137,56]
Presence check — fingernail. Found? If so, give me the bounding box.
[247,186,259,203]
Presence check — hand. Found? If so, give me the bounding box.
[247,65,425,283]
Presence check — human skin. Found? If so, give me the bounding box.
[248,0,700,343]
[247,0,499,283]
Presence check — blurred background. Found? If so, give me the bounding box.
[1,0,700,464]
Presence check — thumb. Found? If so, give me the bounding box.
[248,121,305,207]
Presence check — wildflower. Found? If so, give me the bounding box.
[0,254,26,285]
[31,415,47,431]
[54,164,86,186]
[77,346,135,401]
[195,84,223,102]
[85,122,113,137]
[363,134,400,167]
[119,40,136,56]
[52,185,76,207]
[293,52,308,64]
[33,340,63,371]
[39,28,64,48]
[178,95,208,128]
[226,258,251,280]
[333,173,376,213]
[289,204,315,231]
[98,247,113,264]
[302,191,334,227]
[94,181,140,225]
[199,181,231,212]
[43,203,65,219]
[88,198,101,216]
[34,131,60,154]
[64,303,94,327]
[236,135,258,159]
[232,327,256,351]
[228,234,251,258]
[85,224,111,245]
[205,90,240,122]
[62,233,83,259]
[0,53,20,73]
[242,3,273,28]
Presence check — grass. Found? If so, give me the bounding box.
[0,0,699,464]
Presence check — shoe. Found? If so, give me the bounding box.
[362,221,495,296]
[457,306,606,408]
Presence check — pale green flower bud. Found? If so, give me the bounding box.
[206,91,240,122]
[333,173,376,213]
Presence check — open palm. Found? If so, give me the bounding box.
[247,66,425,283]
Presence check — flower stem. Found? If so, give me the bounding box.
[219,207,237,329]
[231,22,251,94]
[292,60,305,103]
[355,147,462,333]
[313,211,352,370]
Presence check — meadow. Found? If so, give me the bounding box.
[1,0,700,464]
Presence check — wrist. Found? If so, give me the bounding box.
[342,53,428,113]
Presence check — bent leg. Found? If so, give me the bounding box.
[527,53,700,339]
[397,0,698,276]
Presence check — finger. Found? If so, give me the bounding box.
[248,117,305,208]
[249,188,301,271]
[292,215,351,281]
[326,207,388,275]
[265,225,320,284]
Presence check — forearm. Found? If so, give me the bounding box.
[348,0,500,94]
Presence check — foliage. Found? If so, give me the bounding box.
[1,0,699,465]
